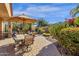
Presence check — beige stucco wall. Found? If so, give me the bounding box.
[0,4,8,17]
[5,3,12,17]
[0,3,12,17]
[0,3,12,39]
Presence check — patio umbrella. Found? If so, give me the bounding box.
[0,17,11,22]
[7,14,37,23]
[0,16,10,22]
[0,17,4,22]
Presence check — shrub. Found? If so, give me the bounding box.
[37,19,48,27]
[22,24,30,33]
[43,32,50,37]
[37,27,46,34]
[74,17,79,26]
[48,22,67,39]
[59,27,79,55]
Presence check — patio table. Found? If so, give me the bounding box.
[14,34,34,53]
[13,34,28,47]
[13,34,27,52]
[14,34,27,41]
[16,34,24,40]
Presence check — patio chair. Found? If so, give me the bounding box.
[12,33,25,52]
[23,34,35,52]
[13,34,35,53]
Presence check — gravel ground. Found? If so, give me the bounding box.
[0,35,61,56]
[0,38,15,56]
[23,35,61,56]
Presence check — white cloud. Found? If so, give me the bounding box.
[13,10,46,18]
[26,5,61,12]
[13,5,62,18]
[13,11,24,16]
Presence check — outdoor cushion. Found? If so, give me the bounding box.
[14,34,25,41]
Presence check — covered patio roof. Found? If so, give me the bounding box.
[0,15,37,23]
[8,16,37,23]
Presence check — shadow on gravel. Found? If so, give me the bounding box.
[0,44,15,56]
[36,43,61,56]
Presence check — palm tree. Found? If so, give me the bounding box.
[70,5,79,17]
[70,5,79,26]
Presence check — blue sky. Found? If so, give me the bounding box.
[12,3,79,24]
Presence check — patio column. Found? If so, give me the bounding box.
[0,21,3,39]
[8,22,13,37]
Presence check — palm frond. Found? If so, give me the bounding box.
[70,5,79,17]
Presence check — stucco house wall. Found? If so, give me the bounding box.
[0,3,12,39]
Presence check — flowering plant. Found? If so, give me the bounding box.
[65,18,75,26]
[59,27,79,55]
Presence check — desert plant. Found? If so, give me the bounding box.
[22,23,30,33]
[37,27,45,34]
[74,17,79,26]
[48,22,68,39]
[59,27,79,55]
[12,22,18,31]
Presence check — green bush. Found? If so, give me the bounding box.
[49,22,67,39]
[22,24,30,33]
[37,27,47,34]
[74,17,79,26]
[48,21,79,55]
[59,27,79,55]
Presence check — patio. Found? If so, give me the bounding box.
[0,35,61,56]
